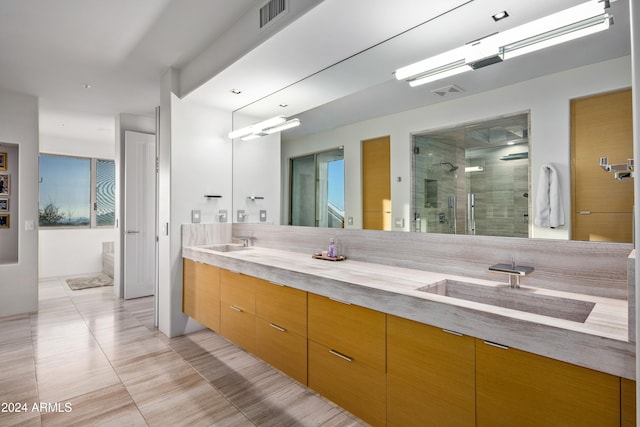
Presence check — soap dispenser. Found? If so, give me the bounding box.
[328,238,335,258]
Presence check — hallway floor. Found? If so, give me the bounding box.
[0,277,367,426]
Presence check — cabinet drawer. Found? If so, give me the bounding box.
[255,318,307,385]
[220,269,256,314]
[308,293,385,371]
[387,315,475,427]
[256,281,307,337]
[476,338,620,426]
[308,340,386,427]
[220,303,255,353]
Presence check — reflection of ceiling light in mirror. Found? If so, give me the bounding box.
[395,0,611,86]
[230,115,301,140]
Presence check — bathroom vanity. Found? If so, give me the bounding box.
[181,224,635,426]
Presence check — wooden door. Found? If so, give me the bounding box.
[571,88,633,242]
[362,136,391,230]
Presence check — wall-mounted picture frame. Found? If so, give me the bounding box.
[0,152,6,170]
[0,198,7,212]
[0,174,8,196]
[0,214,9,228]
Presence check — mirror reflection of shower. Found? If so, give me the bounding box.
[412,112,530,237]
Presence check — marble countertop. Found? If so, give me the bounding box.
[182,244,635,379]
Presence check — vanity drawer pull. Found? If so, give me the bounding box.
[484,340,509,350]
[229,305,243,313]
[269,323,286,332]
[442,329,463,336]
[329,349,353,362]
[579,211,592,215]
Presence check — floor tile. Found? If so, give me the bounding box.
[0,277,368,426]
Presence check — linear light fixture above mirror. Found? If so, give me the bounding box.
[395,0,612,87]
[229,115,301,141]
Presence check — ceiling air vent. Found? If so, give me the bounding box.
[260,0,288,29]
[431,85,464,97]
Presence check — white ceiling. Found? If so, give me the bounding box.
[0,0,257,143]
[0,0,630,145]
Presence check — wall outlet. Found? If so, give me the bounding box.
[259,210,267,222]
[25,220,34,231]
[191,210,201,223]
[395,218,405,228]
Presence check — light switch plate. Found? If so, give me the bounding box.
[395,218,405,228]
[191,210,201,223]
[348,217,354,225]
[218,209,228,223]
[259,210,267,222]
[237,210,245,222]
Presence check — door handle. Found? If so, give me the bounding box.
[126,230,140,234]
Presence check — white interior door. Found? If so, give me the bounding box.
[124,131,156,299]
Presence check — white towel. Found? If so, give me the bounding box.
[535,163,565,228]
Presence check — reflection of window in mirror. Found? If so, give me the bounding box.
[290,148,344,228]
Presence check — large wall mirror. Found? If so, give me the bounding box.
[221,0,631,242]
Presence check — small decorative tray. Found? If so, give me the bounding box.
[312,253,347,261]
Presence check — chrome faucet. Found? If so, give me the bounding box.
[489,256,534,288]
[232,236,252,247]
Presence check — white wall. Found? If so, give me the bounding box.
[0,89,39,316]
[283,56,632,240]
[158,68,233,337]
[39,130,116,278]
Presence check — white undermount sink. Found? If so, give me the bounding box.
[199,244,252,253]
[417,279,595,323]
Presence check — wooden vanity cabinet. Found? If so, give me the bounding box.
[621,378,636,427]
[255,280,308,385]
[220,269,257,353]
[307,293,386,427]
[387,315,475,427]
[182,258,221,331]
[476,338,620,426]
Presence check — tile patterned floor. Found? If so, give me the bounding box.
[0,277,368,427]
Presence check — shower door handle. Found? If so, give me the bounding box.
[467,193,476,235]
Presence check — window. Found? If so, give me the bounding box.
[39,154,115,228]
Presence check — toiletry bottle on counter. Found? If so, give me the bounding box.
[328,238,335,258]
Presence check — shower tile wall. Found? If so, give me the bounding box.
[414,138,464,234]
[415,139,529,237]
[467,145,529,238]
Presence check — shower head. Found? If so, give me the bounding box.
[440,161,459,172]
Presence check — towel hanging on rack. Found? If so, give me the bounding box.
[535,163,565,228]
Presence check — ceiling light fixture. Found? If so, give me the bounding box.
[83,83,92,89]
[492,11,509,22]
[228,115,301,140]
[230,89,242,95]
[395,0,612,87]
